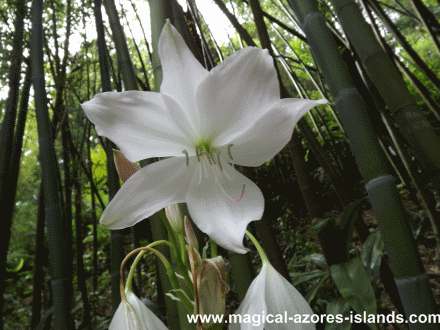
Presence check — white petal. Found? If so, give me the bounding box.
[100,157,195,229]
[159,21,208,130]
[219,98,328,167]
[196,47,279,142]
[229,267,268,330]
[264,263,315,330]
[81,91,195,163]
[125,291,168,330]
[186,160,264,253]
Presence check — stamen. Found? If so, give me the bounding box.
[233,184,246,202]
[209,147,217,164]
[182,150,189,167]
[216,151,223,171]
[200,151,212,165]
[215,178,246,203]
[227,144,234,160]
[195,145,202,162]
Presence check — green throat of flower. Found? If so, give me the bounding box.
[181,142,244,202]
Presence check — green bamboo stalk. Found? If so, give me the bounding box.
[73,176,92,327]
[172,0,205,66]
[329,0,440,234]
[103,0,139,91]
[31,0,73,328]
[212,0,257,47]
[128,0,153,64]
[0,0,26,323]
[30,186,45,329]
[149,2,182,328]
[93,0,125,314]
[286,1,439,327]
[121,6,150,91]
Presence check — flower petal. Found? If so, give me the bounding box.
[265,263,315,330]
[229,263,268,330]
[100,157,195,229]
[196,47,279,142]
[159,21,208,130]
[219,98,328,167]
[186,160,264,253]
[81,91,195,163]
[125,291,168,330]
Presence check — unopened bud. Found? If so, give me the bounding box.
[113,150,140,183]
[164,204,183,233]
[196,256,226,328]
[184,216,198,251]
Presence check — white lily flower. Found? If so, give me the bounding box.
[230,262,315,330]
[81,21,327,253]
[109,290,167,330]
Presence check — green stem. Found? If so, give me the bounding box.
[125,240,172,292]
[178,234,188,268]
[210,238,218,258]
[245,231,269,264]
[159,209,194,296]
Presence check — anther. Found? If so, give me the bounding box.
[227,144,234,160]
[182,150,189,166]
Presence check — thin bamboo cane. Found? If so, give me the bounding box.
[366,0,440,94]
[286,1,439,327]
[31,0,73,327]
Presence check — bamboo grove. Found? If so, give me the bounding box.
[1,0,440,329]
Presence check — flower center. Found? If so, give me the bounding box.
[181,143,244,202]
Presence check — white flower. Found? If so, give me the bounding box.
[81,21,327,253]
[109,290,167,330]
[230,262,315,330]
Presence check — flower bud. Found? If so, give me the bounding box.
[195,256,226,329]
[164,204,184,234]
[113,150,141,183]
[184,216,198,251]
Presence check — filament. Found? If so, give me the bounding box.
[182,150,189,166]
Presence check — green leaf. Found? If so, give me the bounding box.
[290,269,327,286]
[7,258,24,273]
[330,257,377,330]
[305,273,330,304]
[297,253,328,269]
[82,235,93,244]
[361,232,384,282]
[339,197,368,253]
[325,298,351,330]
[311,218,335,236]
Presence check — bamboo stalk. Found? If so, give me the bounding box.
[0,1,26,324]
[31,0,73,327]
